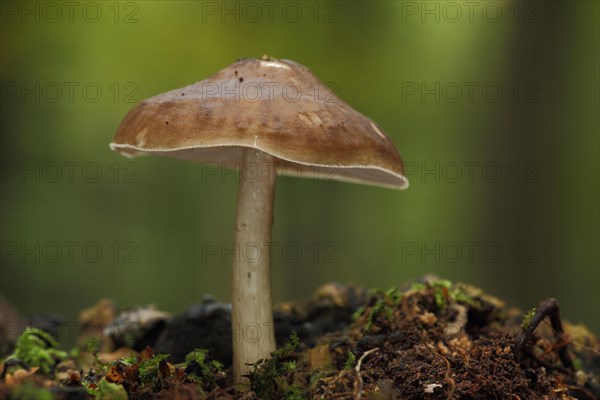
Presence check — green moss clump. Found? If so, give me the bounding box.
[138,353,169,387]
[285,385,308,400]
[249,333,307,399]
[415,279,477,309]
[343,350,356,371]
[522,307,537,329]
[351,306,365,321]
[184,349,223,390]
[4,328,67,375]
[91,379,128,400]
[432,280,452,308]
[362,287,404,331]
[9,381,54,400]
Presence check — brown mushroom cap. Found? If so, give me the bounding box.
[110,58,408,189]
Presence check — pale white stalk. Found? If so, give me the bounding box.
[231,148,277,387]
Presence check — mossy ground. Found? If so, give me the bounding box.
[1,279,598,399]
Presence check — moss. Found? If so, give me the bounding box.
[365,299,384,331]
[118,354,139,366]
[85,337,101,353]
[351,306,365,321]
[417,279,478,309]
[432,279,452,308]
[451,288,478,306]
[571,357,583,371]
[343,350,356,371]
[285,385,308,400]
[282,360,297,371]
[4,328,67,375]
[273,333,300,359]
[9,381,55,400]
[308,370,328,390]
[386,287,404,305]
[428,279,477,309]
[362,287,404,331]
[184,348,223,390]
[138,353,169,387]
[522,307,537,329]
[249,333,306,399]
[92,379,129,400]
[411,282,426,291]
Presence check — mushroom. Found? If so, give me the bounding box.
[110,56,408,386]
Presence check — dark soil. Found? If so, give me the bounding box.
[1,278,598,399]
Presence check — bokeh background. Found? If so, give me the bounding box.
[1,0,598,340]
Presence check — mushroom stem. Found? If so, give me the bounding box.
[232,148,277,387]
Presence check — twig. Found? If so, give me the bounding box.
[353,348,379,400]
[515,298,574,371]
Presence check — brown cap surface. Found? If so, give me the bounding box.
[110,58,408,189]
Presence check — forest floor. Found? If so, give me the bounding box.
[0,277,598,399]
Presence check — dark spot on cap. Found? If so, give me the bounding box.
[181,93,185,96]
[247,273,251,278]
[165,121,169,124]
[234,70,238,76]
[239,77,244,82]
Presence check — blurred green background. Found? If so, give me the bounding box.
[1,1,598,337]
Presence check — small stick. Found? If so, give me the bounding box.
[515,298,574,371]
[354,348,379,400]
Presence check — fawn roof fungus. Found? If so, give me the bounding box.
[110,57,408,190]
